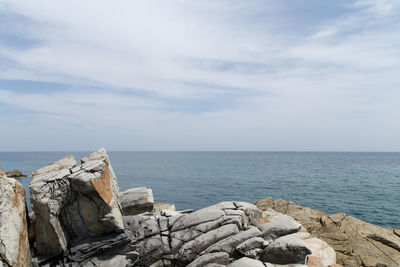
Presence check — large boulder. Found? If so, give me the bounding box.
[120,187,154,215]
[0,169,31,267]
[255,197,400,267]
[29,148,124,261]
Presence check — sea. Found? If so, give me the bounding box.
[1,151,399,228]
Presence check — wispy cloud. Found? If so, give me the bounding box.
[0,0,400,151]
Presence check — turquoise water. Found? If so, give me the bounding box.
[1,152,399,228]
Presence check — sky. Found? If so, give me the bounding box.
[0,0,400,151]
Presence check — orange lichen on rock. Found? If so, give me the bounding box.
[91,166,112,205]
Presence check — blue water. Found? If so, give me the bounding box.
[1,152,399,228]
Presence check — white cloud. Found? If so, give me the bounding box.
[1,0,400,150]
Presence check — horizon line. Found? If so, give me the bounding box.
[1,150,400,153]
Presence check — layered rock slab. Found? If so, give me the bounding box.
[29,148,124,261]
[0,169,31,267]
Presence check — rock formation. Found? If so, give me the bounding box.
[255,197,400,267]
[0,169,31,267]
[24,150,340,266]
[29,148,124,262]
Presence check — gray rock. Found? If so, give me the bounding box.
[196,201,237,212]
[171,227,203,243]
[66,231,131,264]
[258,217,302,240]
[236,237,268,254]
[131,235,164,266]
[235,202,263,227]
[171,209,225,232]
[81,147,109,163]
[123,215,161,241]
[149,259,164,267]
[178,224,239,261]
[29,148,124,259]
[204,227,262,254]
[120,187,154,215]
[0,174,31,267]
[30,169,71,257]
[186,252,230,267]
[261,235,312,264]
[264,264,307,267]
[82,254,137,267]
[81,159,106,172]
[228,257,265,267]
[196,214,241,233]
[32,155,77,176]
[28,211,36,243]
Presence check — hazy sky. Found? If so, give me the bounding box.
[1,0,400,151]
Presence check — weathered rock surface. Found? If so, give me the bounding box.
[0,169,31,267]
[255,197,400,267]
[120,187,154,215]
[29,148,124,262]
[4,169,27,178]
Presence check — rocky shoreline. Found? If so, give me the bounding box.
[3,169,27,178]
[0,149,399,267]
